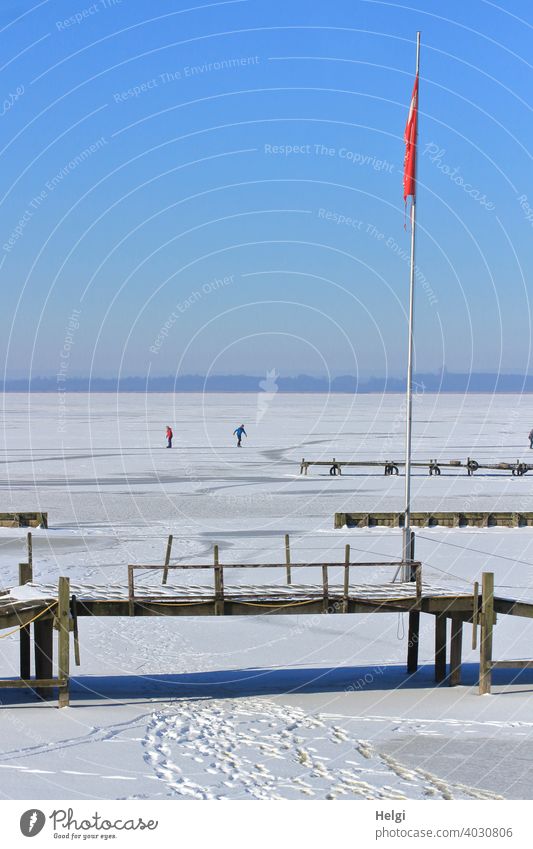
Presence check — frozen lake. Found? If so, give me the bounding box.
[1,392,533,800]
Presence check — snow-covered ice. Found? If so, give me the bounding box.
[1,392,533,800]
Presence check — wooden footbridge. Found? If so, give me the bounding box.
[334,511,533,529]
[1,537,532,707]
[300,457,533,477]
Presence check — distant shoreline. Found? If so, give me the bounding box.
[2,372,533,394]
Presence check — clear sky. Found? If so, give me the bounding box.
[1,0,532,381]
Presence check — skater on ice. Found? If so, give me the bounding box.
[234,424,246,447]
[529,428,533,449]
[166,425,173,448]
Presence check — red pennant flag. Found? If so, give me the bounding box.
[403,73,419,202]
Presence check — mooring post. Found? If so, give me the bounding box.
[71,595,81,667]
[343,544,350,613]
[34,615,53,700]
[18,562,32,679]
[415,564,422,602]
[479,571,494,695]
[407,611,420,674]
[406,550,421,674]
[434,614,447,682]
[127,565,135,617]
[214,545,224,616]
[322,564,329,613]
[162,534,173,585]
[27,531,33,569]
[450,616,463,686]
[472,580,479,649]
[57,577,70,708]
[285,534,292,585]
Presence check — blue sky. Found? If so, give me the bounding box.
[0,0,532,380]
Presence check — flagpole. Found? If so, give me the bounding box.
[402,31,421,579]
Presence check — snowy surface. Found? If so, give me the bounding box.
[1,392,533,800]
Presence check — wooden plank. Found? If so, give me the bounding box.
[434,614,447,682]
[162,534,173,585]
[57,577,70,708]
[129,560,410,571]
[0,603,56,631]
[450,617,463,686]
[407,611,420,673]
[479,572,494,695]
[0,678,65,689]
[491,660,533,669]
[67,594,478,619]
[420,596,474,615]
[285,534,292,585]
[34,616,53,699]
[493,598,533,619]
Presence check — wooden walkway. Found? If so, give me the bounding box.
[0,512,47,528]
[300,457,532,477]
[1,552,532,706]
[334,511,533,528]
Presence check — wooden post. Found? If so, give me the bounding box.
[343,544,350,613]
[19,562,32,584]
[472,581,479,649]
[322,564,329,612]
[57,577,70,708]
[407,611,420,673]
[415,563,422,602]
[162,534,173,585]
[214,545,224,616]
[407,546,421,674]
[479,571,494,695]
[434,614,447,683]
[27,531,33,569]
[285,534,292,585]
[18,562,32,680]
[34,616,53,699]
[450,617,463,686]
[71,596,81,667]
[128,565,135,617]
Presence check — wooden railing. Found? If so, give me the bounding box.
[127,548,422,616]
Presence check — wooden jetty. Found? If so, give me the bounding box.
[334,511,533,529]
[0,512,47,528]
[1,543,532,707]
[300,457,532,477]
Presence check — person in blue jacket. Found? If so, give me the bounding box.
[233,424,247,447]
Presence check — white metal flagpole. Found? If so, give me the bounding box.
[402,31,421,579]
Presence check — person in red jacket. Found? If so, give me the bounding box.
[166,425,173,448]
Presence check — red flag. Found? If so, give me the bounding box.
[403,73,419,201]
